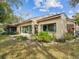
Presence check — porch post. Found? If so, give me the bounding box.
[74,22,76,36]
[32,23,35,35]
[38,24,42,32]
[20,26,22,34]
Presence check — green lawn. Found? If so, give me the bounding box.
[0,35,9,42]
[0,35,79,59]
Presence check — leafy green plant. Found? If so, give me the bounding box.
[64,33,75,40]
[0,28,4,32]
[16,36,28,41]
[34,32,56,42]
[32,34,38,41]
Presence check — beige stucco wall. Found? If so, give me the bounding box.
[16,13,75,39]
[37,17,67,39]
[37,14,75,39]
[17,25,20,34]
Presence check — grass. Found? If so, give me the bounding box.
[0,35,79,59]
[0,35,9,42]
[0,35,8,40]
[53,41,79,59]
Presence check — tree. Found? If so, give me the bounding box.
[6,0,23,8]
[0,2,12,23]
[75,13,79,24]
[69,0,79,24]
[1,0,23,8]
[10,16,23,23]
[69,0,79,7]
[0,0,24,23]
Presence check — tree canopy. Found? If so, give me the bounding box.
[0,0,23,24]
[69,0,79,7]
[6,0,23,8]
[0,2,12,23]
[75,13,79,24]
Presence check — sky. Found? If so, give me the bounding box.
[12,0,79,19]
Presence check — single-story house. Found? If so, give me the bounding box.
[6,13,75,39]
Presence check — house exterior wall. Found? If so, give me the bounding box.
[17,22,33,34]
[16,14,75,39]
[37,17,66,39]
[76,24,79,31]
[17,26,20,34]
[66,20,75,35]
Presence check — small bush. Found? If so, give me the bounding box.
[34,32,56,42]
[0,31,17,35]
[0,28,4,34]
[64,33,75,40]
[8,32,17,35]
[0,55,3,59]
[32,34,38,41]
[0,31,8,35]
[16,36,28,41]
[55,39,66,42]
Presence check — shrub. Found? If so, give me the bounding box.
[0,31,17,35]
[35,32,56,42]
[0,55,3,59]
[16,36,28,41]
[55,39,66,42]
[32,34,38,41]
[0,31,8,35]
[8,32,17,35]
[64,33,75,40]
[0,28,4,34]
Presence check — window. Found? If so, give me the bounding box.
[43,25,48,31]
[43,23,56,32]
[22,25,32,33]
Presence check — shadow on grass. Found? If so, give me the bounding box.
[25,40,57,59]
[0,39,19,59]
[0,39,57,59]
[1,38,79,59]
[0,39,18,48]
[52,42,79,59]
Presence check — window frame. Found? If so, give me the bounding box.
[42,23,56,32]
[22,25,32,33]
